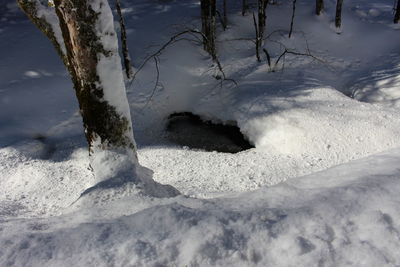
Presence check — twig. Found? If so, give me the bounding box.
[273,48,324,71]
[132,30,202,81]
[288,0,297,38]
[252,12,261,61]
[263,48,271,69]
[216,10,227,30]
[130,29,237,101]
[141,57,161,109]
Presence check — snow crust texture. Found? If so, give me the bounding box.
[1,150,400,266]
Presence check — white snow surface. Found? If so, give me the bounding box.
[2,149,400,266]
[1,0,400,265]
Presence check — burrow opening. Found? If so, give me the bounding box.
[165,112,254,153]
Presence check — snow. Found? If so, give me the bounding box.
[1,0,400,265]
[2,149,400,266]
[24,70,41,78]
[90,0,135,129]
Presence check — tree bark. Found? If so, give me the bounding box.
[395,0,400,24]
[223,0,227,28]
[258,0,268,37]
[115,0,134,80]
[51,0,140,184]
[316,0,324,15]
[201,0,209,51]
[210,0,216,59]
[255,0,268,61]
[242,0,247,16]
[335,0,343,29]
[200,0,216,59]
[18,0,180,197]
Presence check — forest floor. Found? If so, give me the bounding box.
[1,0,400,265]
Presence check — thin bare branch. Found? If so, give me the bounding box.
[130,29,236,94]
[141,56,161,109]
[288,0,297,38]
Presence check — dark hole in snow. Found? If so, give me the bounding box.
[165,112,254,153]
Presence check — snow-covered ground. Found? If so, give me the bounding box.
[2,148,400,266]
[1,0,400,265]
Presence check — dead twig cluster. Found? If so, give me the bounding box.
[130,29,237,108]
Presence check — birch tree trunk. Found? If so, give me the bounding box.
[18,0,179,197]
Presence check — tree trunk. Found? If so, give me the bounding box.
[316,0,324,15]
[242,0,247,16]
[115,0,134,80]
[223,0,227,28]
[200,0,217,59]
[201,0,209,51]
[335,0,343,29]
[395,0,400,24]
[255,0,268,61]
[18,0,179,197]
[258,0,267,37]
[210,0,216,59]
[52,0,139,183]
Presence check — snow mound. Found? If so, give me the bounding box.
[1,149,400,266]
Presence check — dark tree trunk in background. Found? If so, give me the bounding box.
[335,0,343,29]
[201,0,208,50]
[210,0,216,59]
[394,0,400,23]
[316,0,324,15]
[242,0,247,16]
[201,0,217,59]
[255,0,268,61]
[116,0,134,80]
[258,0,268,36]
[223,0,228,28]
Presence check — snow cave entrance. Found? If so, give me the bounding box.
[166,112,254,153]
